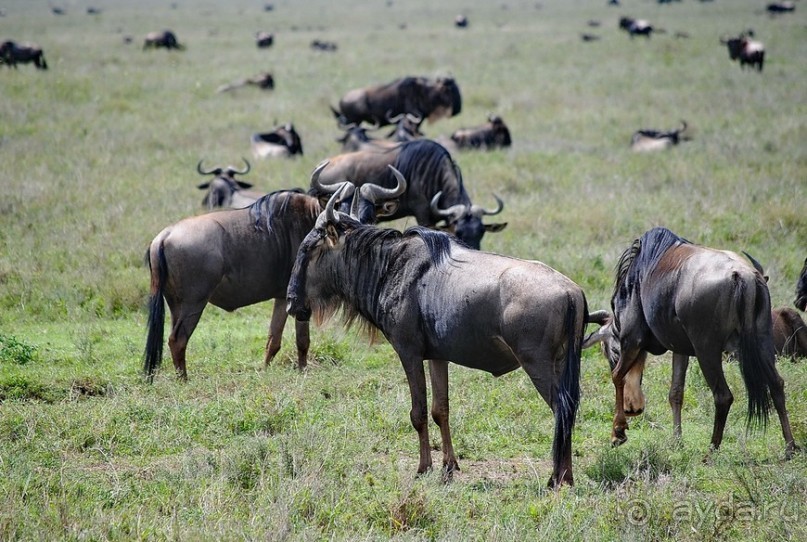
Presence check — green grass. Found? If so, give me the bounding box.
[1,0,805,540]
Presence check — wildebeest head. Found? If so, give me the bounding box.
[386,112,424,141]
[431,76,462,120]
[796,257,807,311]
[196,158,254,209]
[251,123,303,159]
[429,191,506,250]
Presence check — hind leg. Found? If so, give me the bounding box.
[428,359,458,478]
[669,353,689,442]
[167,304,206,381]
[263,300,288,367]
[767,366,797,457]
[693,348,733,451]
[294,319,310,371]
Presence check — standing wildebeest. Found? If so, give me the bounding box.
[143,30,184,50]
[196,159,265,210]
[311,139,507,249]
[144,165,407,381]
[0,41,48,70]
[619,17,654,38]
[286,199,586,487]
[216,71,274,93]
[583,227,796,457]
[772,307,807,360]
[331,76,462,127]
[450,114,512,150]
[720,32,764,72]
[794,257,807,311]
[255,31,274,48]
[630,121,689,152]
[251,123,303,159]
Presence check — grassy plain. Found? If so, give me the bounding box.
[0,0,805,540]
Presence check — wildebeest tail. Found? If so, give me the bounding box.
[735,274,774,429]
[552,294,583,468]
[143,243,167,382]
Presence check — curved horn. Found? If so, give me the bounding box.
[197,159,222,176]
[405,112,422,124]
[386,110,404,124]
[226,158,251,176]
[470,194,504,217]
[324,184,344,225]
[310,160,338,193]
[587,310,611,325]
[430,192,467,221]
[676,120,688,134]
[359,165,408,203]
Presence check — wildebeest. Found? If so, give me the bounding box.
[767,2,795,13]
[720,32,764,72]
[87,7,102,15]
[216,71,274,93]
[310,139,507,249]
[255,31,274,48]
[0,41,48,70]
[583,227,796,457]
[630,121,689,152]
[450,114,512,150]
[619,17,654,38]
[196,159,265,210]
[143,30,184,50]
[795,257,807,311]
[311,39,338,51]
[251,123,303,159]
[144,165,407,381]
[331,76,462,127]
[454,15,468,28]
[581,33,601,42]
[386,112,425,142]
[286,199,587,487]
[772,307,807,360]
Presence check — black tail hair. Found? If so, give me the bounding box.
[143,244,167,383]
[552,295,583,475]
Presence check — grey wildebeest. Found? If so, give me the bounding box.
[772,307,807,361]
[143,30,184,50]
[251,123,303,159]
[216,71,274,93]
[144,165,407,381]
[196,159,265,210]
[310,139,507,249]
[450,114,512,150]
[331,76,462,127]
[285,198,586,487]
[583,227,796,457]
[0,41,48,69]
[619,17,654,38]
[630,121,689,152]
[720,32,764,72]
[793,257,807,311]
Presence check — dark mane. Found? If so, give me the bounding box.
[249,188,310,233]
[391,140,467,202]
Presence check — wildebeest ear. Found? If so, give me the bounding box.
[197,182,211,189]
[325,224,339,247]
[376,201,399,217]
[236,181,253,189]
[484,222,508,233]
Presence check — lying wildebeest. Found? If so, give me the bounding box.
[454,15,468,28]
[795,257,807,311]
[619,17,654,38]
[256,31,274,48]
[310,139,507,249]
[630,121,689,152]
[331,76,462,127]
[720,32,764,72]
[450,114,512,150]
[583,227,796,457]
[772,307,807,361]
[767,2,795,13]
[196,159,265,210]
[251,123,303,159]
[0,41,48,70]
[216,71,274,93]
[581,33,601,42]
[144,165,407,381]
[311,39,337,51]
[143,30,184,50]
[286,197,586,487]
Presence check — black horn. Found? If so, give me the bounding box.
[197,160,222,176]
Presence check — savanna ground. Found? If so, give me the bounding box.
[0,0,805,540]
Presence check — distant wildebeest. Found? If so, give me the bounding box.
[630,121,689,152]
[255,31,274,48]
[619,17,654,38]
[583,227,796,457]
[310,139,507,249]
[720,32,764,71]
[51,6,65,15]
[87,7,102,15]
[386,112,424,142]
[143,30,184,50]
[0,41,48,70]
[335,123,395,153]
[251,123,303,159]
[216,71,274,93]
[581,33,601,42]
[450,114,512,150]
[454,15,468,28]
[772,307,807,361]
[795,257,807,311]
[144,165,407,381]
[767,2,795,13]
[310,39,337,51]
[331,76,462,127]
[286,198,587,487]
[196,159,265,210]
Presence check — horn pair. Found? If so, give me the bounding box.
[197,158,250,176]
[430,192,504,221]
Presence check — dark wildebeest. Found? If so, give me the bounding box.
[311,139,507,249]
[767,2,795,13]
[772,307,807,361]
[583,227,796,457]
[720,33,764,72]
[331,76,462,127]
[196,159,265,210]
[0,41,48,70]
[285,199,586,487]
[386,112,425,142]
[251,123,303,159]
[795,257,807,311]
[311,39,338,51]
[144,165,407,381]
[630,121,689,152]
[454,15,468,28]
[216,71,274,93]
[255,31,274,48]
[143,30,184,50]
[450,114,512,150]
[581,33,601,42]
[619,17,654,38]
[335,124,400,153]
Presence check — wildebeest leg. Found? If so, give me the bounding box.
[400,354,432,474]
[428,359,458,478]
[693,348,733,451]
[623,353,647,416]
[669,353,689,442]
[167,304,206,381]
[611,347,644,446]
[263,300,288,367]
[294,319,310,371]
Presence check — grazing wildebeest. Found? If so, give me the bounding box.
[619,17,654,38]
[767,2,795,13]
[286,199,587,487]
[216,71,274,93]
[251,123,303,159]
[311,39,338,51]
[144,165,407,381]
[630,121,689,152]
[310,139,507,249]
[0,41,48,70]
[795,257,807,311]
[772,307,807,361]
[196,159,265,210]
[143,30,184,50]
[331,76,462,127]
[720,32,764,72]
[583,227,796,457]
[450,114,513,150]
[255,31,274,48]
